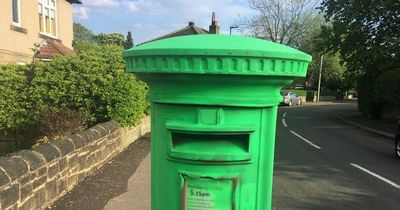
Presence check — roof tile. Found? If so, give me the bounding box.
[36,39,74,59]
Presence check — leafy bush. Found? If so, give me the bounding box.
[93,33,126,47]
[281,89,307,96]
[0,65,36,131]
[0,42,148,140]
[37,107,88,141]
[31,43,148,126]
[375,67,400,106]
[357,70,383,119]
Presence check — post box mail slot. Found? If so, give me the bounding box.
[170,132,251,162]
[167,121,255,161]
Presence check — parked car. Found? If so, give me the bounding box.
[281,92,302,106]
[395,120,400,158]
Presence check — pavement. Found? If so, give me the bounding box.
[103,154,150,210]
[48,101,397,210]
[336,103,396,138]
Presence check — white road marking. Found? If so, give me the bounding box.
[350,163,400,190]
[283,112,287,118]
[290,130,322,149]
[282,118,288,127]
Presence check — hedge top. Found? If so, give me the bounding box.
[123,34,311,77]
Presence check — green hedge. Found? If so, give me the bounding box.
[0,43,148,133]
[357,67,400,119]
[375,67,400,106]
[0,65,35,130]
[281,89,307,96]
[282,89,337,97]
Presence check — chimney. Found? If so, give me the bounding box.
[209,12,220,34]
[188,21,195,27]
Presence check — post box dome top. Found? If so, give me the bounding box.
[124,34,311,77]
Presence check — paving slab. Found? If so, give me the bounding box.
[104,154,150,210]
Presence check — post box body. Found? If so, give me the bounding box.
[123,35,311,210]
[150,102,277,209]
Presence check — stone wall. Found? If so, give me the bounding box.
[0,116,150,210]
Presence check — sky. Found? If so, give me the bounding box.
[73,0,256,44]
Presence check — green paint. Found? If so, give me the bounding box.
[124,34,311,210]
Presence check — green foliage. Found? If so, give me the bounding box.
[320,53,348,91]
[357,70,383,119]
[375,67,400,106]
[72,40,99,53]
[0,65,36,131]
[281,89,307,96]
[0,42,148,135]
[93,33,126,47]
[73,23,94,45]
[32,43,148,126]
[37,107,88,141]
[319,0,400,118]
[125,31,134,49]
[318,0,400,75]
[297,15,350,91]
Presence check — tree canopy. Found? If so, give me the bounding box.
[319,0,400,118]
[239,0,351,91]
[242,0,317,47]
[73,23,131,48]
[298,15,349,91]
[125,31,134,49]
[73,23,94,43]
[93,33,126,47]
[318,0,400,74]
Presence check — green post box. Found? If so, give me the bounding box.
[123,34,311,210]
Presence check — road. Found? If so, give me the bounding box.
[273,102,400,209]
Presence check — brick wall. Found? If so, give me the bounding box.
[0,116,150,210]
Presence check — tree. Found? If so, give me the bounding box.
[93,33,126,47]
[125,31,134,49]
[297,15,350,91]
[241,0,317,47]
[319,1,400,117]
[73,23,94,43]
[318,0,400,75]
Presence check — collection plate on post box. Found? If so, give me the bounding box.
[182,176,235,210]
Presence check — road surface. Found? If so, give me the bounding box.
[273,102,400,209]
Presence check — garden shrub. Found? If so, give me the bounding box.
[0,65,36,131]
[0,42,148,147]
[357,70,383,119]
[281,89,307,96]
[374,67,400,106]
[37,107,88,142]
[31,43,148,127]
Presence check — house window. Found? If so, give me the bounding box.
[39,0,57,37]
[12,0,21,26]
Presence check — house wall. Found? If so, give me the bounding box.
[57,1,74,49]
[0,0,74,65]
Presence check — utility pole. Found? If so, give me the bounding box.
[317,54,323,102]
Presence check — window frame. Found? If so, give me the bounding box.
[38,0,58,38]
[12,0,21,27]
